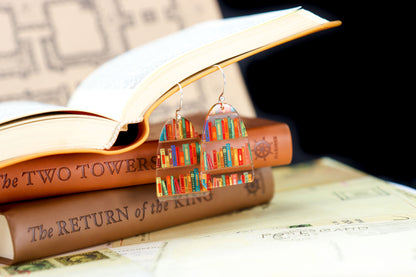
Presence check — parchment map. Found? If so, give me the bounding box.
[0,0,254,122]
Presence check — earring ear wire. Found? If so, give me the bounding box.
[213,65,226,106]
[175,82,183,120]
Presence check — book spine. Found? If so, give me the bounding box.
[215,119,222,141]
[0,121,291,204]
[226,143,232,167]
[181,118,187,139]
[207,122,212,142]
[182,144,191,166]
[234,118,240,138]
[229,117,235,139]
[0,167,274,265]
[172,145,177,167]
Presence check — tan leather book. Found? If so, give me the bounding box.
[0,167,274,265]
[0,117,291,204]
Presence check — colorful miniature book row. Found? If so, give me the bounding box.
[157,142,201,169]
[157,141,252,171]
[156,168,203,196]
[208,171,253,189]
[159,118,198,141]
[156,169,253,197]
[203,116,247,142]
[201,143,252,171]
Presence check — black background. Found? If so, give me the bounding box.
[217,1,415,187]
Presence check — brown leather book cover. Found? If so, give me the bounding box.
[0,117,291,204]
[0,167,274,265]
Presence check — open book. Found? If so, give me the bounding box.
[0,7,340,167]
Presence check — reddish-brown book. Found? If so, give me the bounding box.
[0,167,274,265]
[0,117,291,204]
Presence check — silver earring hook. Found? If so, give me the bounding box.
[175,82,183,120]
[213,65,226,105]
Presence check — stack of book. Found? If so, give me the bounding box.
[0,7,340,264]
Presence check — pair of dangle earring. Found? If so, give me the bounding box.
[155,65,254,201]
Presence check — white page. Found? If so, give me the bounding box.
[154,220,416,276]
[67,7,304,122]
[0,101,68,125]
[109,219,416,277]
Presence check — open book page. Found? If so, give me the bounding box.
[68,7,303,122]
[106,159,416,276]
[0,0,253,123]
[148,220,416,276]
[72,7,301,92]
[108,159,416,245]
[0,101,69,125]
[273,157,367,192]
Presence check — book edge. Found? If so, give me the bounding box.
[0,215,13,261]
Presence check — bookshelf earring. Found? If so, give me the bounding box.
[155,83,208,201]
[156,66,255,200]
[199,65,255,190]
